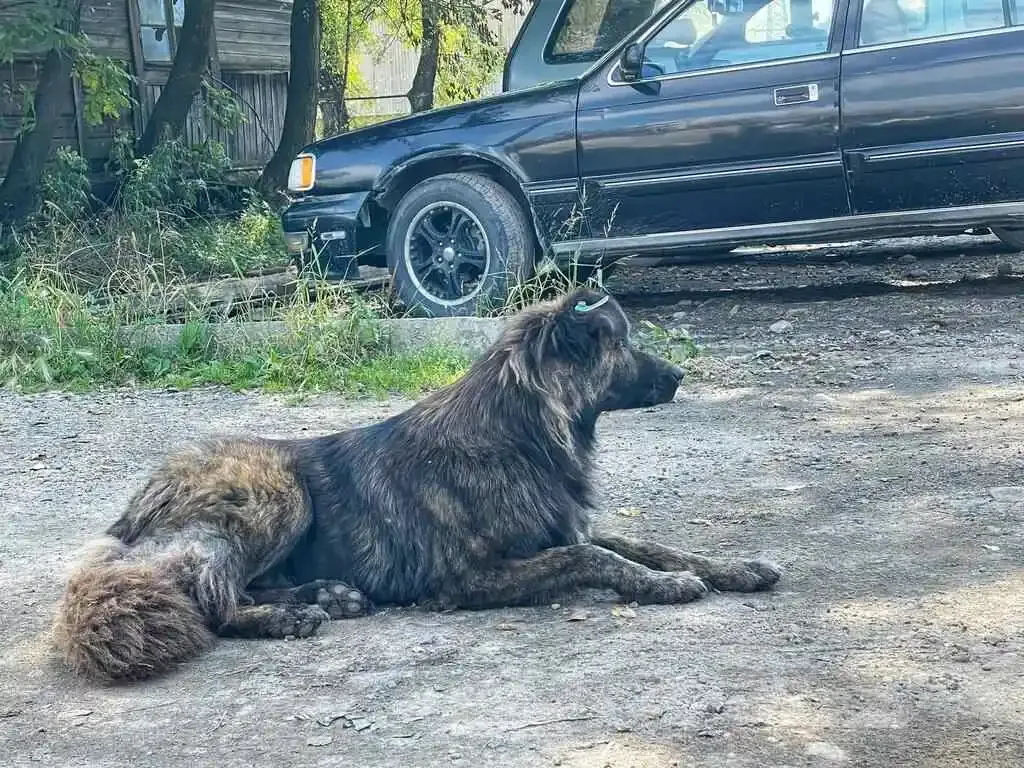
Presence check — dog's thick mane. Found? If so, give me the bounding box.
[298,296,602,526]
[403,293,610,459]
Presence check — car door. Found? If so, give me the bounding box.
[840,0,1024,214]
[573,0,852,243]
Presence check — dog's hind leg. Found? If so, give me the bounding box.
[589,532,781,592]
[443,544,709,609]
[246,580,371,619]
[218,603,330,639]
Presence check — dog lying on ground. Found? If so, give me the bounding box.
[52,287,781,682]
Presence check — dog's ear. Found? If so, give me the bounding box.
[498,289,623,389]
[544,288,622,365]
[562,287,622,338]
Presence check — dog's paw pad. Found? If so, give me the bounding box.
[316,583,371,619]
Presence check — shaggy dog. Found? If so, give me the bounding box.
[52,287,780,682]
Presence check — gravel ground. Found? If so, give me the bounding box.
[1,234,1023,767]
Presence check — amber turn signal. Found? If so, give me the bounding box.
[287,154,316,193]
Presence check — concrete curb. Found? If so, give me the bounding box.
[124,316,508,358]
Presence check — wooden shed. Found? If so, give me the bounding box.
[0,0,292,180]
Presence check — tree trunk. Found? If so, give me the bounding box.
[317,0,354,139]
[137,0,216,156]
[407,0,441,113]
[0,0,83,226]
[258,0,321,197]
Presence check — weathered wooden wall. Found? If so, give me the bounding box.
[0,61,78,175]
[0,0,130,57]
[214,0,292,72]
[137,71,288,167]
[1,0,292,178]
[82,0,135,59]
[133,0,293,167]
[0,0,135,175]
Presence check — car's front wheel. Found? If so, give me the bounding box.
[385,172,535,317]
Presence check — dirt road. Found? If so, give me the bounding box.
[2,235,1022,767]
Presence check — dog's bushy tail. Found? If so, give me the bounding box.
[52,538,214,682]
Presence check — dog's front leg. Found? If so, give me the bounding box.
[590,532,781,593]
[442,544,708,609]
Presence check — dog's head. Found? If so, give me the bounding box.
[496,287,684,415]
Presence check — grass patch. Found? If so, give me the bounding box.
[0,266,470,396]
[3,197,290,287]
[343,346,469,395]
[148,331,469,396]
[152,346,469,397]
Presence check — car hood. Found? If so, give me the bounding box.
[307,79,581,156]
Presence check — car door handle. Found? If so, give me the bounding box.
[773,83,819,106]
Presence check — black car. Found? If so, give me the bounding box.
[281,0,1024,317]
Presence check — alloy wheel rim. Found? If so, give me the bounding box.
[402,201,492,307]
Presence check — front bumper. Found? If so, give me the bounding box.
[280,191,373,277]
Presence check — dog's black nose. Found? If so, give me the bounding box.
[669,364,685,383]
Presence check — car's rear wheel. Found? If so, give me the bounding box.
[385,172,535,317]
[992,227,1024,252]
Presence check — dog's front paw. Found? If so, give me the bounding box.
[708,559,782,592]
[316,582,371,619]
[273,604,330,638]
[630,571,709,605]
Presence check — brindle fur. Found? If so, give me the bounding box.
[52,287,781,683]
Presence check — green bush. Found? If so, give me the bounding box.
[112,134,235,217]
[40,146,92,221]
[5,136,289,285]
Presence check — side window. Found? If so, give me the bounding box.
[642,0,835,76]
[547,0,659,63]
[858,0,1008,47]
[137,0,184,65]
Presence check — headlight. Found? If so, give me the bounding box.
[287,153,316,193]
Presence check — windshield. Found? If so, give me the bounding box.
[545,0,662,63]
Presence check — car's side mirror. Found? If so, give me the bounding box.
[619,42,645,82]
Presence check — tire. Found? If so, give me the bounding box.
[992,227,1024,252]
[385,172,535,317]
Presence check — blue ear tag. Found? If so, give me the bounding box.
[574,295,610,313]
